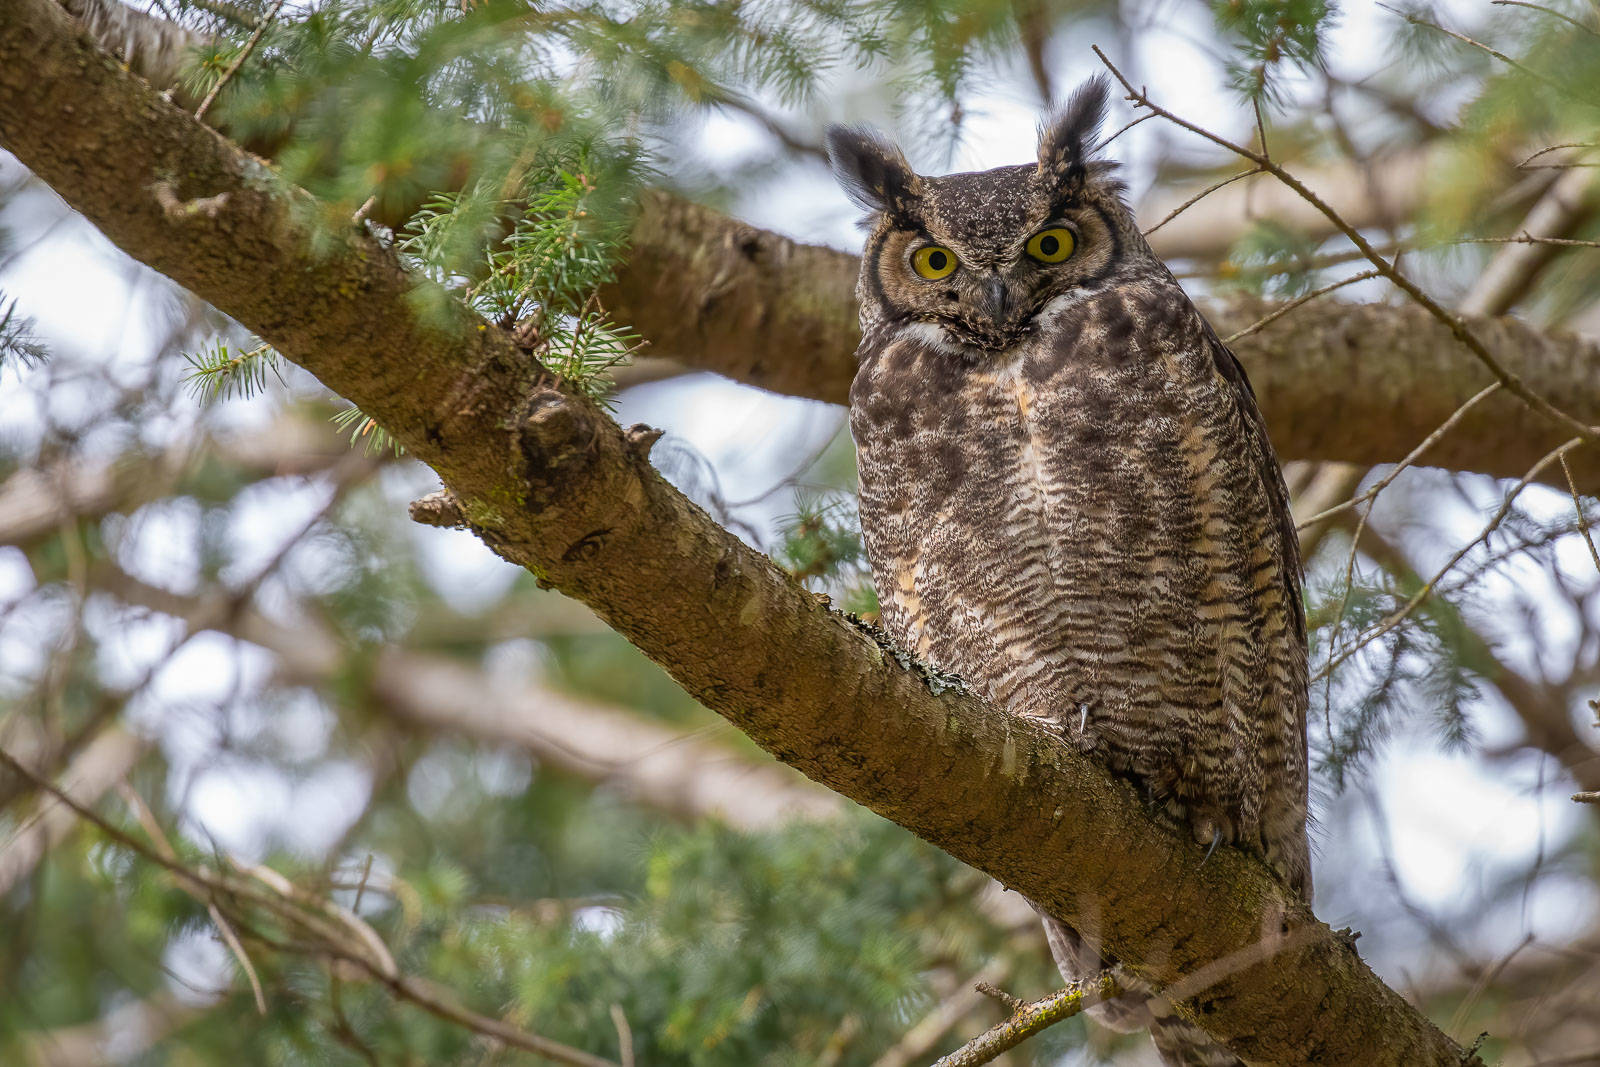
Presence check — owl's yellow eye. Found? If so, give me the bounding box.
[911,245,958,280]
[1025,227,1075,263]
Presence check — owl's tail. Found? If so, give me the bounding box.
[1037,913,1245,1067]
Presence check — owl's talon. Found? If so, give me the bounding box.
[1201,830,1222,866]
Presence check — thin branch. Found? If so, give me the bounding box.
[1457,233,1600,248]
[609,1004,635,1067]
[1560,453,1600,576]
[185,0,261,29]
[1491,0,1600,39]
[871,959,1013,1067]
[1220,269,1382,345]
[1296,382,1503,530]
[1446,933,1536,1040]
[209,899,269,1015]
[0,728,147,895]
[384,972,619,1067]
[930,973,1121,1067]
[1313,438,1585,683]
[193,0,284,121]
[0,746,620,1067]
[1172,240,1402,280]
[1376,3,1582,104]
[1142,167,1262,238]
[118,780,267,1014]
[1520,142,1600,168]
[1092,45,1600,448]
[1097,110,1157,149]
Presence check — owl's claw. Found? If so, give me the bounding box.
[1202,830,1222,866]
[1077,703,1089,734]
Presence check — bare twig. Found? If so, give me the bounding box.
[1172,240,1403,280]
[117,781,268,1014]
[0,747,619,1067]
[974,980,1024,1013]
[1560,453,1600,576]
[1313,438,1586,682]
[930,972,1122,1067]
[382,971,619,1067]
[1520,142,1600,168]
[1097,110,1157,149]
[1142,167,1262,238]
[1458,233,1600,248]
[1376,3,1580,104]
[609,1004,635,1067]
[1220,269,1382,345]
[871,959,1012,1067]
[1575,791,1600,804]
[1296,383,1503,531]
[209,899,269,1015]
[1093,45,1600,447]
[1491,0,1600,39]
[1447,933,1536,1039]
[0,728,147,895]
[193,0,285,121]
[711,89,826,161]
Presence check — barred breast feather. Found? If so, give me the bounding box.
[851,272,1311,901]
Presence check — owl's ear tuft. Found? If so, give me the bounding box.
[825,125,921,218]
[1036,75,1111,187]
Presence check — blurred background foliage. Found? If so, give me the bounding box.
[2,0,1600,1063]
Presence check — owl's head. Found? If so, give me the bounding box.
[827,77,1146,355]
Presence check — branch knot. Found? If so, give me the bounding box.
[408,489,466,529]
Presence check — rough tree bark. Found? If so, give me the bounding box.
[0,0,1489,1061]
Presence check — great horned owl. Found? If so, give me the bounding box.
[827,78,1310,1067]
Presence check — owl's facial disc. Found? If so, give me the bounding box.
[883,211,1108,354]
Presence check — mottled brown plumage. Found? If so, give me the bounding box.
[828,79,1310,1067]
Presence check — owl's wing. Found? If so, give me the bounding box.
[1202,322,1307,646]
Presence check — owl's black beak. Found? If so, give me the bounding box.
[979,273,1010,322]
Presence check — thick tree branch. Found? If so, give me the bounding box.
[0,3,1479,1061]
